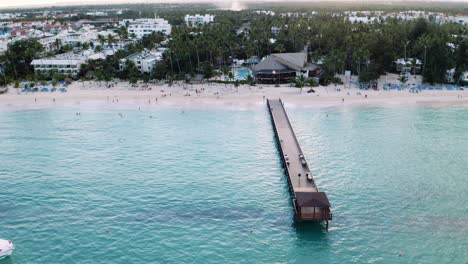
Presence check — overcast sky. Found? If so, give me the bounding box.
[0,0,466,9]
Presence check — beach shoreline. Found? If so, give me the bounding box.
[1,81,467,111]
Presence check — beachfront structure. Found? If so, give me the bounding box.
[394,58,422,74]
[461,71,468,84]
[184,14,215,26]
[446,68,456,83]
[31,50,105,77]
[119,49,164,74]
[122,18,171,39]
[252,52,321,84]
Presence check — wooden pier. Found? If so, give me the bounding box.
[267,98,332,224]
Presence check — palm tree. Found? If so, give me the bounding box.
[97,35,106,49]
[295,75,305,93]
[115,26,128,40]
[54,38,62,51]
[107,34,117,52]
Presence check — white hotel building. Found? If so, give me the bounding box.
[121,18,172,39]
[119,49,165,74]
[31,50,105,77]
[184,14,215,26]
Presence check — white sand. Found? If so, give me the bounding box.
[0,77,467,111]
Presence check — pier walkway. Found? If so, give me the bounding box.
[267,98,332,223]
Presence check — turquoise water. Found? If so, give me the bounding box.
[1,107,467,263]
[234,67,251,80]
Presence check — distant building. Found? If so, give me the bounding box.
[446,68,456,83]
[447,16,468,26]
[93,39,134,53]
[252,52,321,84]
[119,49,164,74]
[347,16,379,24]
[394,58,422,74]
[461,71,468,84]
[271,26,281,36]
[254,10,275,16]
[56,27,99,46]
[184,14,215,26]
[85,12,108,17]
[0,13,21,20]
[37,35,59,52]
[121,18,171,39]
[0,39,8,54]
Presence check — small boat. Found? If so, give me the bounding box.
[0,239,14,259]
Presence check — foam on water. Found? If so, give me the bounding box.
[0,107,467,263]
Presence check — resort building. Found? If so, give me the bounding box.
[0,13,21,20]
[184,14,215,26]
[0,39,8,54]
[254,10,276,16]
[31,50,105,77]
[446,68,456,83]
[447,16,468,26]
[119,49,164,74]
[122,18,172,39]
[271,26,281,36]
[461,71,468,84]
[347,16,379,24]
[85,12,108,17]
[56,27,99,46]
[93,39,134,53]
[252,52,322,84]
[394,58,422,74]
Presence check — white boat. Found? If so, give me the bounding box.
[0,239,14,259]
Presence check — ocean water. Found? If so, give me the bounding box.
[0,106,467,263]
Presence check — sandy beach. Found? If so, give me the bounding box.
[1,78,467,111]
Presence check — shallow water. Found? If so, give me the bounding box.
[0,107,467,263]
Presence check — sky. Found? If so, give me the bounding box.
[0,0,466,9]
